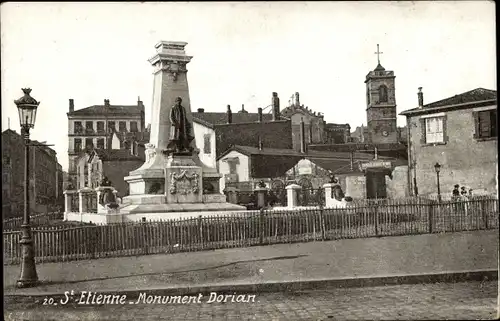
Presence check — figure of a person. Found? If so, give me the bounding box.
[460,186,469,216]
[332,183,345,202]
[451,184,460,200]
[168,97,194,153]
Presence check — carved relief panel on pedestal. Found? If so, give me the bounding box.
[169,170,200,195]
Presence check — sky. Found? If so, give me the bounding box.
[1,1,496,171]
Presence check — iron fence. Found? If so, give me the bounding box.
[3,196,498,265]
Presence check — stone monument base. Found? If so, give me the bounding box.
[120,153,246,221]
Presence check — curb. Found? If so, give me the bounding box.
[4,269,497,303]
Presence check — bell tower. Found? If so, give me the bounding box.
[365,44,397,144]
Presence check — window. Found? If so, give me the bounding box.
[475,109,497,139]
[119,121,127,132]
[85,121,94,133]
[85,138,94,150]
[97,138,105,149]
[229,161,237,174]
[97,121,105,133]
[130,121,138,132]
[203,134,211,154]
[3,156,11,167]
[74,121,83,134]
[107,121,116,133]
[378,85,388,103]
[425,117,444,143]
[74,138,82,152]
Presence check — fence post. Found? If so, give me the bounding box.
[428,201,434,233]
[481,198,488,230]
[319,205,325,241]
[259,208,264,245]
[374,202,379,236]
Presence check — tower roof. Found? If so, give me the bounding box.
[374,63,386,71]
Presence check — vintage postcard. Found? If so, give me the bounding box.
[2,1,498,320]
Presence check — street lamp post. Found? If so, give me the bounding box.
[15,88,40,288]
[434,162,442,203]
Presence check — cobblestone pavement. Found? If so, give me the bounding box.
[5,281,498,320]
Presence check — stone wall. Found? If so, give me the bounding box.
[408,106,498,197]
[386,165,409,198]
[336,173,366,200]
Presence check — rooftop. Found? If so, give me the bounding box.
[93,149,143,162]
[68,103,144,117]
[400,88,497,116]
[218,145,390,161]
[192,112,275,127]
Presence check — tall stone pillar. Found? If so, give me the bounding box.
[286,184,301,208]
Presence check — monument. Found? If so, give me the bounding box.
[120,41,246,219]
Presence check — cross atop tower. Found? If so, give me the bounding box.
[374,44,383,64]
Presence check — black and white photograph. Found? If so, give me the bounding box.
[2,1,498,320]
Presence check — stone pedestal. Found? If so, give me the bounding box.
[96,186,118,214]
[323,183,347,208]
[165,155,202,204]
[63,190,77,220]
[286,184,301,208]
[255,187,268,209]
[224,186,239,204]
[78,187,94,214]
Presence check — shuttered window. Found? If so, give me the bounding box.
[424,117,444,143]
[475,109,497,139]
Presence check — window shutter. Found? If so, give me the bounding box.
[442,115,449,143]
[419,118,426,144]
[491,110,497,137]
[472,111,479,139]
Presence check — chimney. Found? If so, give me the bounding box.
[227,105,232,124]
[295,92,300,107]
[69,99,74,112]
[417,87,424,108]
[300,117,306,153]
[104,99,110,107]
[272,92,280,121]
[257,107,263,122]
[197,108,204,113]
[258,136,263,150]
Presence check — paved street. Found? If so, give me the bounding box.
[4,281,498,320]
[4,230,498,295]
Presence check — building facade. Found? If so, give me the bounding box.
[74,130,149,196]
[280,92,351,148]
[2,129,63,218]
[67,98,145,184]
[401,87,497,198]
[191,97,293,170]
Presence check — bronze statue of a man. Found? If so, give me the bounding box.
[168,97,194,153]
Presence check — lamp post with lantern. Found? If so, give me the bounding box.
[14,88,40,288]
[434,162,442,203]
